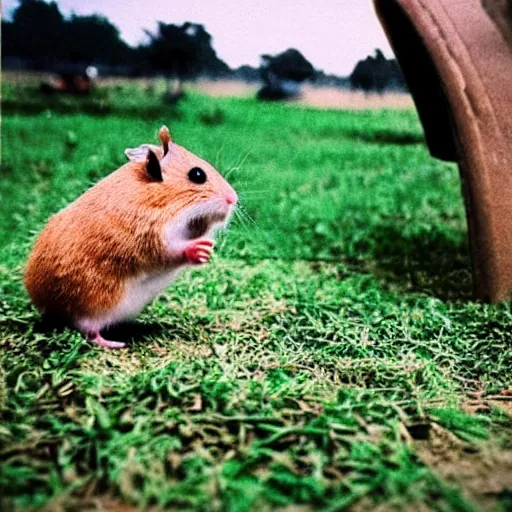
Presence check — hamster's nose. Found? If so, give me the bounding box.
[226,190,238,205]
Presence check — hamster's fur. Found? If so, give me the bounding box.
[25,126,237,348]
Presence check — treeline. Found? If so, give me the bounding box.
[3,0,406,93]
[2,0,135,68]
[2,0,233,78]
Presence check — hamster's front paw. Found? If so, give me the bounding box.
[184,239,215,264]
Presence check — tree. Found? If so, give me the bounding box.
[2,0,134,69]
[1,21,17,59]
[64,14,133,65]
[3,0,65,66]
[350,49,406,93]
[143,22,229,97]
[261,48,315,82]
[258,48,315,100]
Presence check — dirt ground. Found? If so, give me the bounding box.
[417,421,512,511]
[192,78,414,110]
[3,71,414,110]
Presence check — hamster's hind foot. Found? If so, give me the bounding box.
[87,331,126,349]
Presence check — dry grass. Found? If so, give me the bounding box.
[2,71,413,110]
[298,84,413,110]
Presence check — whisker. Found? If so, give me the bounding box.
[225,150,253,179]
[215,146,224,170]
[233,209,251,232]
[238,189,273,196]
[235,206,280,245]
[236,204,257,226]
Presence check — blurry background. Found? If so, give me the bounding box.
[2,0,411,107]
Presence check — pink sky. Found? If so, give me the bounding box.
[2,0,393,76]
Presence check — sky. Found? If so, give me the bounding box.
[2,0,394,76]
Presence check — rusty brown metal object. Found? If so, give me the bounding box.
[374,0,512,302]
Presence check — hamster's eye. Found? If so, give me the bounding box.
[188,167,207,185]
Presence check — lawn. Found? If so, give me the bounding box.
[1,83,511,511]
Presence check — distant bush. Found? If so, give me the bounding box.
[350,49,407,93]
[257,48,315,101]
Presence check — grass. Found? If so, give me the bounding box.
[1,83,512,511]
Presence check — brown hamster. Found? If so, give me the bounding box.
[24,126,238,348]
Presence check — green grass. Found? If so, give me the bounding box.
[1,84,512,511]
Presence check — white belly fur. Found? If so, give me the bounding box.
[76,204,227,335]
[76,269,179,334]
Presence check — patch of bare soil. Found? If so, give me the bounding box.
[3,72,414,110]
[415,422,512,511]
[350,498,432,512]
[192,79,414,110]
[41,496,153,512]
[192,78,259,98]
[488,399,512,421]
[298,84,414,110]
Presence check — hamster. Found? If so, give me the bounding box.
[24,126,238,348]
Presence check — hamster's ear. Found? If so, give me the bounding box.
[159,125,172,156]
[125,144,163,162]
[145,149,163,181]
